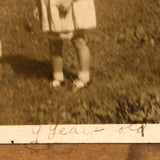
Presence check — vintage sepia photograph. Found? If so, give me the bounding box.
[0,0,160,127]
[1,0,160,159]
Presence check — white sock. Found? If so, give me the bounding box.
[53,72,64,82]
[78,71,90,83]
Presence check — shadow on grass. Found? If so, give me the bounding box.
[0,54,77,81]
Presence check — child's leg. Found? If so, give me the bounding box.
[49,38,64,87]
[71,30,90,88]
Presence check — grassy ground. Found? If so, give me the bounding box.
[0,0,160,125]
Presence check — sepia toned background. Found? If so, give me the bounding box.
[0,0,160,125]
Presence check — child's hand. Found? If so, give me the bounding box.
[58,0,74,16]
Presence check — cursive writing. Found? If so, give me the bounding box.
[119,124,146,137]
[48,125,105,140]
[31,125,41,143]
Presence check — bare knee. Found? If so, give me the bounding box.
[72,38,87,50]
[71,30,87,49]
